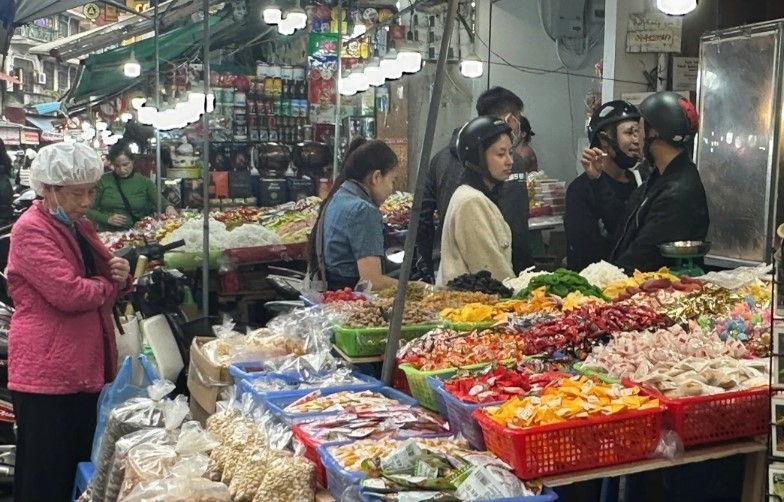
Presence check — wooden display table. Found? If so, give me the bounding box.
[315,439,766,502]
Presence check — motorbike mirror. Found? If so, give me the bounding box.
[16,190,37,202]
[386,247,405,265]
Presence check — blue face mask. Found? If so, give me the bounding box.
[49,193,74,225]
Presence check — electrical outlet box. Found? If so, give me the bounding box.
[549,0,586,39]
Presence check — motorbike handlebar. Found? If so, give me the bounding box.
[160,239,186,253]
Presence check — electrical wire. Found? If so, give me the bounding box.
[474,33,648,86]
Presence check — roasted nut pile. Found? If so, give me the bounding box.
[342,299,438,328]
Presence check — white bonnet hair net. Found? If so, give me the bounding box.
[29,143,105,196]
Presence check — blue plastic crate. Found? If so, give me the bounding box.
[264,386,417,425]
[360,487,559,501]
[428,377,506,450]
[320,441,558,502]
[319,441,364,499]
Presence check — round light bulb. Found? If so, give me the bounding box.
[285,7,307,30]
[459,54,484,78]
[131,97,147,110]
[396,42,422,73]
[656,0,697,15]
[263,6,282,24]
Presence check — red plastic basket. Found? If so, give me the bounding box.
[627,379,769,447]
[292,424,328,488]
[472,406,663,479]
[392,364,411,395]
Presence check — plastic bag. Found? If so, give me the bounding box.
[696,264,772,290]
[91,381,178,502]
[104,395,190,502]
[117,421,219,500]
[120,454,230,502]
[92,356,155,465]
[205,416,259,483]
[251,453,316,502]
[654,430,684,460]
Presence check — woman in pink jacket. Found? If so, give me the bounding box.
[6,143,131,502]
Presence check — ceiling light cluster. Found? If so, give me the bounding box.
[135,92,215,131]
[263,1,307,35]
[656,0,698,16]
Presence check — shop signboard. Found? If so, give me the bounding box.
[20,131,39,145]
[0,128,20,146]
[40,130,64,143]
[672,57,700,91]
[626,13,682,53]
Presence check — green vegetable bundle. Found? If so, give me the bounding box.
[515,268,607,300]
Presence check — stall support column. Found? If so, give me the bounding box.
[381,0,460,385]
[332,0,343,179]
[201,0,211,316]
[154,0,162,215]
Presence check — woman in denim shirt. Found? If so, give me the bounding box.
[308,138,400,291]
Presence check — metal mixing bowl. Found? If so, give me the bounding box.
[658,241,712,258]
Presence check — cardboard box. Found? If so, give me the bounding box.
[189,396,211,427]
[186,336,232,414]
[260,178,289,206]
[287,177,315,201]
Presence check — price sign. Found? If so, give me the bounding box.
[83,3,100,20]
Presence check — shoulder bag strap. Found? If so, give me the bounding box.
[313,198,330,289]
[113,175,140,224]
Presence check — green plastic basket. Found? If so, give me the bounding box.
[573,362,620,384]
[398,362,498,411]
[333,324,438,357]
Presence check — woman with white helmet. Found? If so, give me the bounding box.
[6,143,131,501]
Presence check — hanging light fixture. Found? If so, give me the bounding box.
[137,106,157,125]
[278,17,297,35]
[262,0,283,24]
[363,57,386,87]
[339,71,358,96]
[656,0,697,16]
[284,0,308,30]
[396,42,422,73]
[348,68,369,92]
[123,50,141,78]
[381,49,403,80]
[131,97,147,110]
[460,51,484,78]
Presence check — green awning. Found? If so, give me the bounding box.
[71,11,230,101]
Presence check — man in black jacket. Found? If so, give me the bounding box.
[417,87,532,280]
[581,91,709,273]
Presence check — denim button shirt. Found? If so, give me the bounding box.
[323,180,385,279]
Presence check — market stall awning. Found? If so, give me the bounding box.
[27,0,214,61]
[69,10,230,102]
[13,0,91,26]
[28,115,63,143]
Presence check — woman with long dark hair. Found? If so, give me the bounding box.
[308,138,400,291]
[437,117,516,285]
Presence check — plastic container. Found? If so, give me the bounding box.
[293,424,331,488]
[473,406,663,479]
[236,371,383,404]
[398,362,495,411]
[627,379,768,447]
[229,361,383,386]
[321,441,559,502]
[164,250,223,270]
[263,386,418,425]
[359,487,559,502]
[333,324,438,357]
[319,441,366,499]
[429,376,505,449]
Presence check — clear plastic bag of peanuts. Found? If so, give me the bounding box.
[120,454,230,502]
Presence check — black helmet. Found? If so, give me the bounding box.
[456,116,512,168]
[587,100,640,148]
[639,91,699,145]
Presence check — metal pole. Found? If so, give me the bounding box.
[332,0,343,179]
[381,0,460,384]
[155,0,162,215]
[201,0,211,317]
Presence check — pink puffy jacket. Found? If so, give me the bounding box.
[7,201,131,395]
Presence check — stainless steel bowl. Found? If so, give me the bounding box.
[658,241,712,258]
